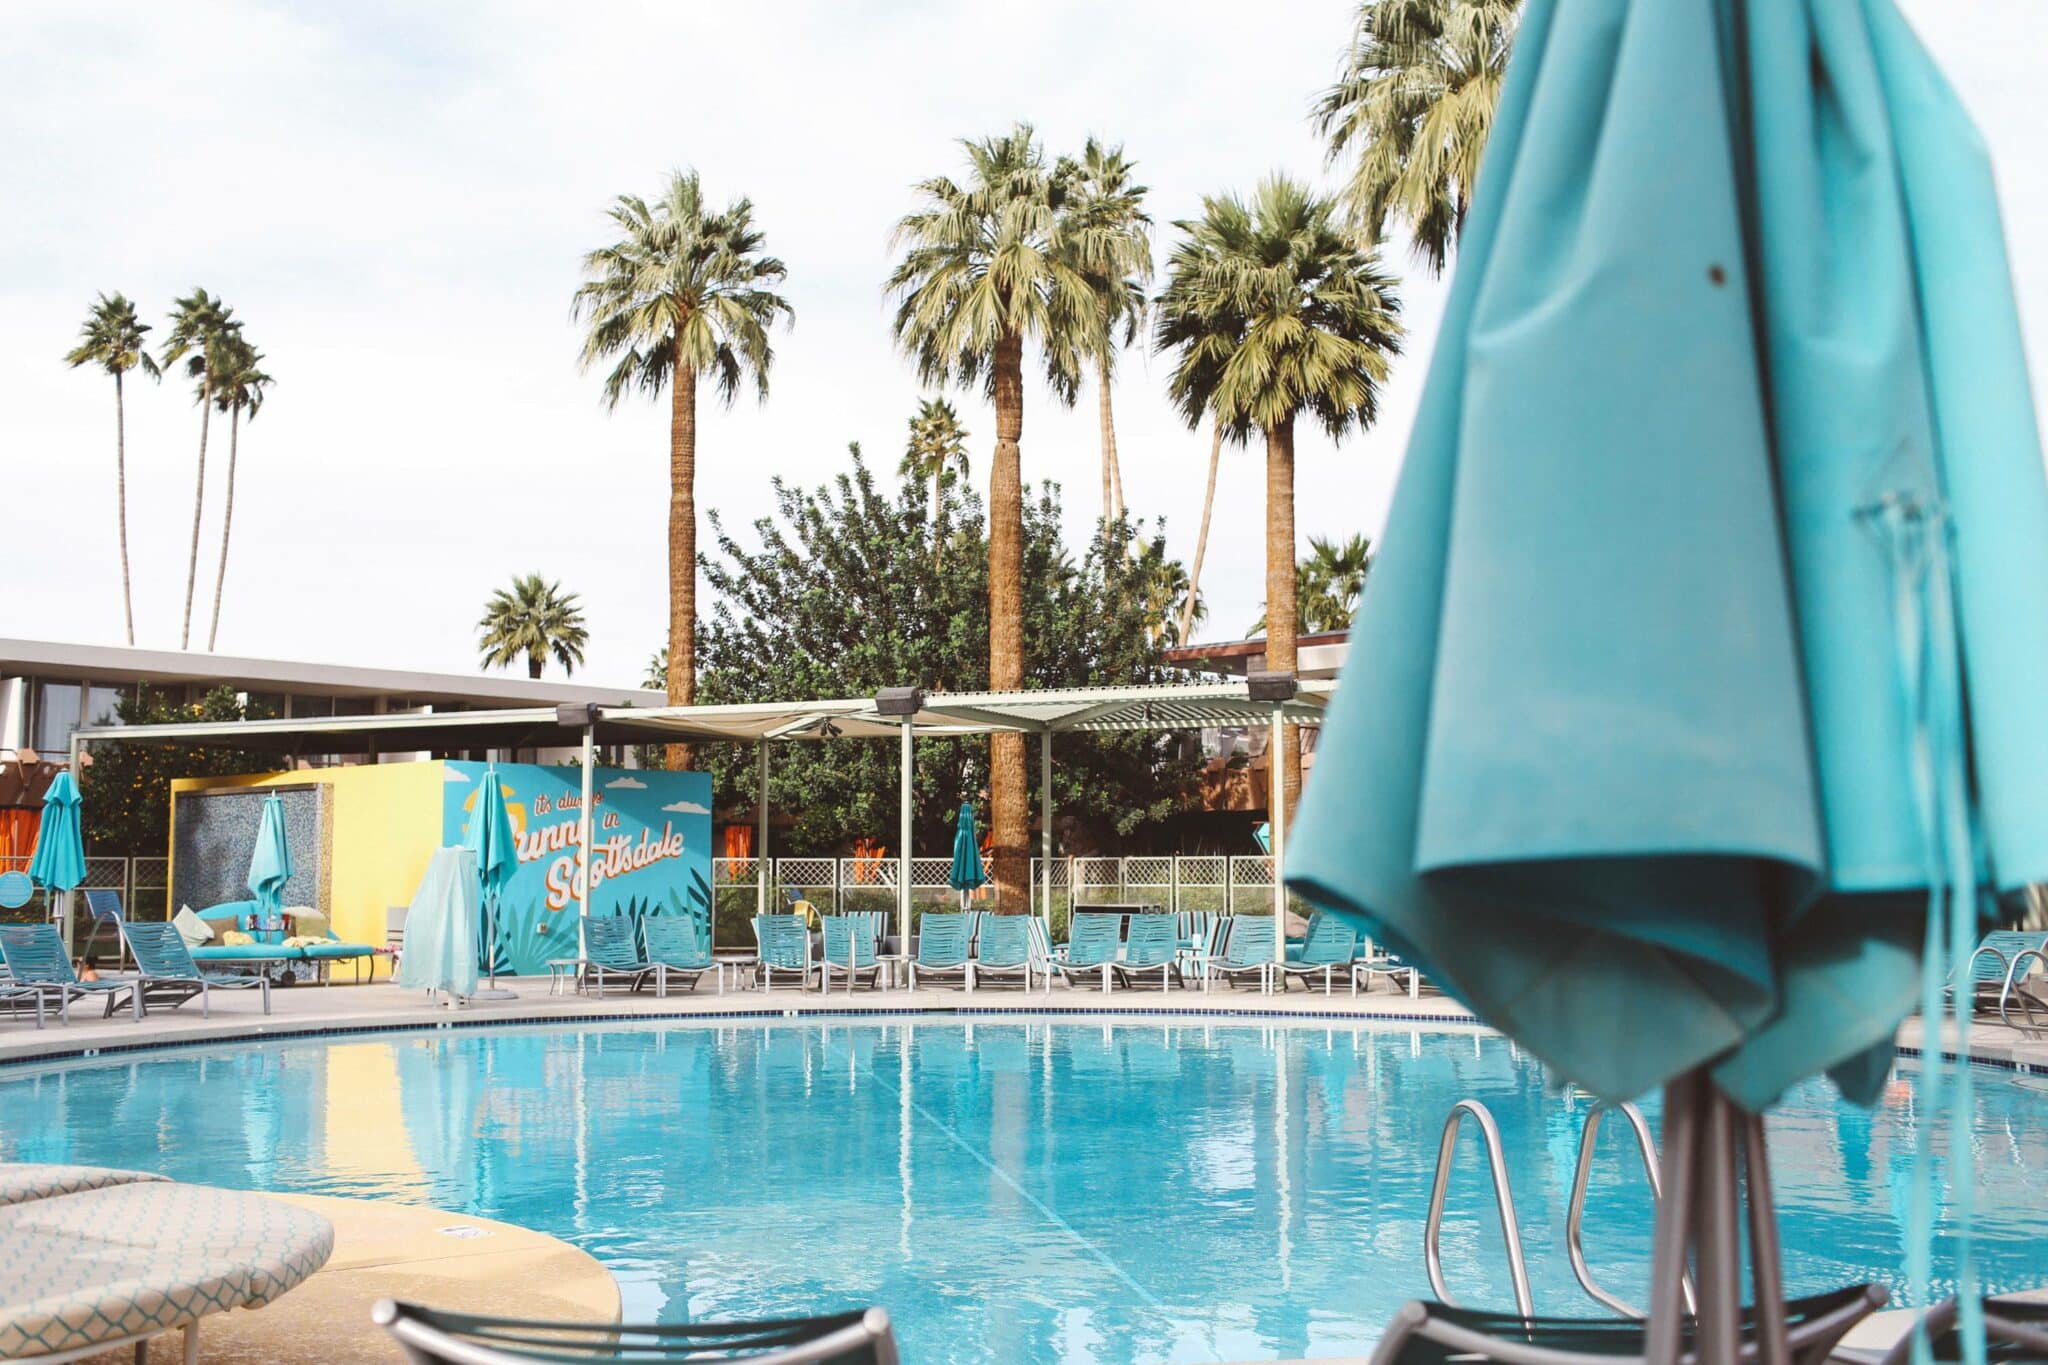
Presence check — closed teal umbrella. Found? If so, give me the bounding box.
[1290,0,2045,1349]
[27,771,85,894]
[948,802,985,907]
[247,794,293,943]
[465,764,518,986]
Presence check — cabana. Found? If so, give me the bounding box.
[68,677,1331,966]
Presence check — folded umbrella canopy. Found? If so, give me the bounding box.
[1290,0,2048,1354]
[464,764,518,988]
[27,771,84,897]
[246,794,293,944]
[948,802,986,908]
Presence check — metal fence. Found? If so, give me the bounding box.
[0,855,170,929]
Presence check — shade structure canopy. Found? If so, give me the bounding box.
[948,803,986,895]
[1287,0,2048,1115]
[246,793,294,940]
[26,771,84,893]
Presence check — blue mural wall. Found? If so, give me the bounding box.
[441,762,713,976]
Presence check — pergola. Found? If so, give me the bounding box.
[70,677,1331,962]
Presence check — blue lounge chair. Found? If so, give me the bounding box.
[572,917,658,998]
[907,912,971,990]
[971,916,1039,991]
[1207,916,1277,993]
[643,917,719,996]
[1953,930,2048,1017]
[1277,912,1360,995]
[1049,913,1122,992]
[0,979,48,1028]
[753,914,813,992]
[819,915,884,992]
[1112,914,1182,991]
[112,921,272,1018]
[0,924,135,1021]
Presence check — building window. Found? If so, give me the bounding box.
[243,691,285,720]
[291,694,336,718]
[84,686,126,729]
[332,696,373,717]
[32,682,81,754]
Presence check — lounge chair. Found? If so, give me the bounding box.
[819,916,885,991]
[1952,930,2048,1017]
[1368,1284,1886,1365]
[2000,944,2048,1036]
[753,914,814,992]
[111,920,272,1018]
[971,916,1040,991]
[1352,949,1422,997]
[566,916,658,998]
[1048,912,1122,992]
[0,980,48,1028]
[0,924,135,1021]
[1112,914,1182,991]
[373,1299,898,1365]
[907,912,971,990]
[1869,1293,2048,1363]
[1276,912,1359,995]
[643,917,720,996]
[1206,916,1277,993]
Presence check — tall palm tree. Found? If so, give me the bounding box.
[1156,176,1402,819]
[1061,138,1152,525]
[477,574,589,678]
[900,397,971,529]
[205,333,273,651]
[63,293,159,645]
[1180,416,1225,647]
[1314,0,1520,273]
[574,170,792,768]
[1298,533,1374,631]
[887,123,1097,908]
[160,289,239,649]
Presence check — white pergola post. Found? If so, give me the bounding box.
[899,719,914,952]
[578,723,594,958]
[62,734,82,952]
[1271,701,1287,975]
[1039,729,1053,939]
[756,742,769,918]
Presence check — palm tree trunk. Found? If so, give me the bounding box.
[529,653,544,679]
[180,387,211,649]
[206,404,241,651]
[1098,359,1126,524]
[1265,414,1301,823]
[1180,416,1224,645]
[114,372,134,646]
[988,330,1028,909]
[665,350,698,771]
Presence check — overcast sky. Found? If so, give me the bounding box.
[4,1,2043,689]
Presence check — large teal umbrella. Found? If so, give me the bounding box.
[948,802,985,907]
[465,764,518,986]
[27,771,85,895]
[1290,0,2046,1352]
[247,793,293,944]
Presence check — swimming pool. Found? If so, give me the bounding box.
[2,1018,2043,1363]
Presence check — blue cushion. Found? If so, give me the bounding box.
[190,943,305,961]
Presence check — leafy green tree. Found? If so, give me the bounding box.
[477,574,589,678]
[574,170,793,765]
[80,686,271,857]
[205,333,273,651]
[1061,138,1152,524]
[1156,175,1401,818]
[695,444,1194,856]
[899,397,970,531]
[64,293,160,645]
[888,123,1100,907]
[1314,0,1521,273]
[160,289,240,649]
[1252,533,1375,634]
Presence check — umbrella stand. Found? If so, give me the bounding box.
[473,892,517,1002]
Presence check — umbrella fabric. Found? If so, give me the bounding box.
[1289,0,2048,1114]
[948,803,986,893]
[246,794,293,944]
[396,847,481,999]
[26,771,84,893]
[464,766,518,972]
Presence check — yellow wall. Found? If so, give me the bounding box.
[170,762,444,960]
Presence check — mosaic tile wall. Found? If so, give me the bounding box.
[170,785,327,913]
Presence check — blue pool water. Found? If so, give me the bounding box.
[2,1019,2044,1362]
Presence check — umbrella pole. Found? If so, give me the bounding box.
[1743,1111,1792,1365]
[1695,1087,1743,1365]
[1646,1070,1702,1365]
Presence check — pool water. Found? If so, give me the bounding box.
[2,1019,2044,1363]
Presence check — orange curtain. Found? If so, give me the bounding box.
[0,809,37,864]
[722,824,754,859]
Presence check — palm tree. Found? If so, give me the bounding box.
[477,574,589,678]
[900,397,971,529]
[574,170,792,768]
[1061,138,1152,525]
[205,333,273,651]
[1180,416,1225,647]
[1156,176,1402,819]
[887,123,1097,908]
[1314,0,1520,273]
[160,289,240,649]
[1299,533,1374,631]
[63,293,159,645]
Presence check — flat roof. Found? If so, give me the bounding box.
[73,680,1335,757]
[1162,631,1350,680]
[0,637,663,710]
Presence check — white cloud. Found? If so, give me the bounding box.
[442,768,473,784]
[661,800,709,815]
[603,776,646,790]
